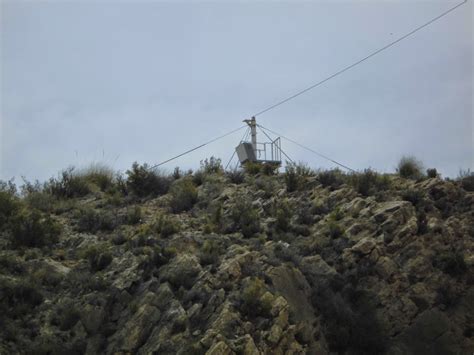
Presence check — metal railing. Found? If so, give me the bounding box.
[253,137,281,163]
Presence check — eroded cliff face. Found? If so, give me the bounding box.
[1,172,473,354]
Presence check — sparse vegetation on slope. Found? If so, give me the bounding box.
[0,157,472,354]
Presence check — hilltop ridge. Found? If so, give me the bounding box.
[0,159,473,354]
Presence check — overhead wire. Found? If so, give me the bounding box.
[257,126,294,164]
[252,0,468,117]
[150,125,246,169]
[149,0,467,169]
[225,151,237,170]
[258,124,356,172]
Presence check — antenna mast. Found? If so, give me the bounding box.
[243,116,257,156]
[236,117,282,166]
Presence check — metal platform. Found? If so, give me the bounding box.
[235,117,282,166]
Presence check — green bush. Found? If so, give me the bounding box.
[262,163,278,176]
[433,251,467,276]
[25,192,56,213]
[200,157,223,174]
[284,162,312,192]
[79,244,113,272]
[192,169,205,186]
[0,277,44,322]
[49,299,81,331]
[172,167,182,180]
[199,239,222,265]
[0,190,20,228]
[317,169,345,188]
[310,283,387,354]
[328,207,344,221]
[46,167,91,198]
[205,202,223,233]
[327,221,344,239]
[348,169,390,196]
[225,169,245,184]
[20,180,56,213]
[112,232,127,245]
[284,164,299,192]
[297,203,314,225]
[401,189,425,207]
[115,174,129,196]
[231,198,261,238]
[9,209,61,248]
[311,201,329,216]
[244,162,262,176]
[1,278,44,317]
[169,178,198,213]
[240,277,271,317]
[0,179,17,195]
[126,162,171,198]
[397,156,424,180]
[0,253,25,274]
[74,207,117,233]
[77,163,115,191]
[65,270,110,292]
[196,175,224,209]
[275,200,292,232]
[274,243,302,265]
[426,168,438,178]
[105,190,124,206]
[32,266,63,287]
[294,162,314,177]
[458,169,474,192]
[254,176,277,198]
[155,214,180,238]
[58,306,80,331]
[416,211,428,235]
[436,283,460,308]
[127,206,142,225]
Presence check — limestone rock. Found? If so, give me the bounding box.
[375,256,398,278]
[2,166,473,355]
[155,282,174,310]
[242,335,260,355]
[112,304,161,353]
[80,304,106,335]
[351,237,376,255]
[163,299,187,333]
[394,216,418,240]
[373,201,415,235]
[42,259,71,276]
[267,324,283,345]
[219,259,241,280]
[162,254,202,288]
[342,197,368,215]
[403,256,433,281]
[110,251,143,290]
[300,255,337,278]
[206,340,234,355]
[427,217,443,233]
[328,187,357,206]
[270,296,288,317]
[373,201,412,220]
[210,301,241,338]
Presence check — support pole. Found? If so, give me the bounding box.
[243,116,258,157]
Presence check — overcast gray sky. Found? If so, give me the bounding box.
[1,0,472,182]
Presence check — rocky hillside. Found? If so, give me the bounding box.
[0,160,473,354]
